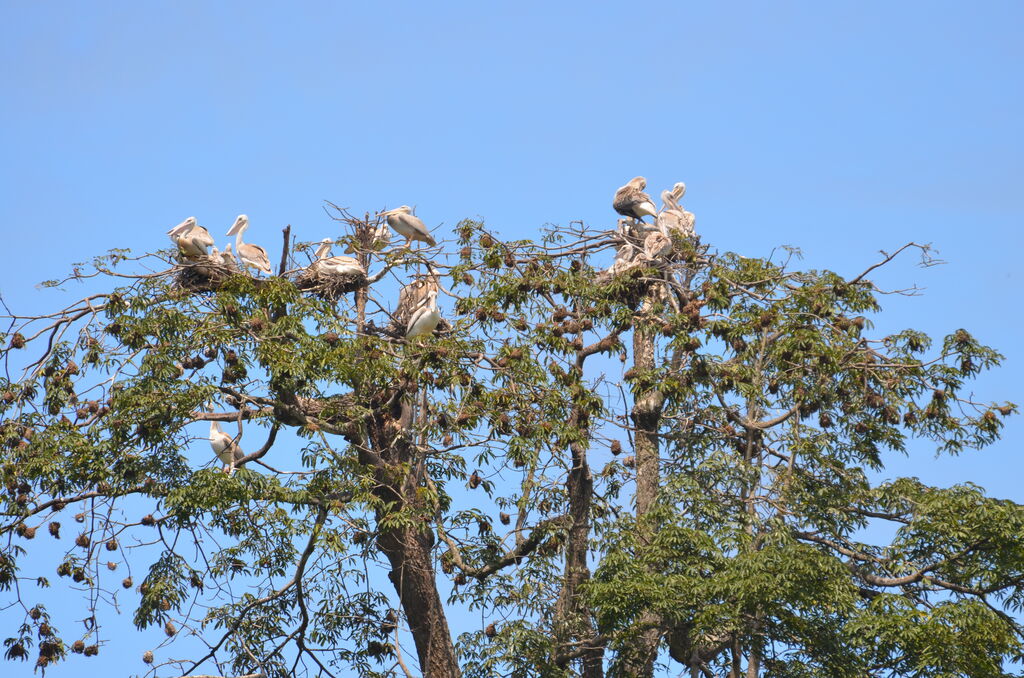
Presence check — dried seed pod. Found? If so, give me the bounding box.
[499,512,511,525]
[479,234,494,248]
[623,455,636,469]
[122,577,133,589]
[72,569,86,582]
[75,533,90,548]
[159,599,171,611]
[454,572,467,586]
[140,515,155,526]
[468,471,481,489]
[322,331,340,346]
[74,512,86,523]
[610,440,622,455]
[142,650,154,664]
[83,644,98,656]
[106,561,117,571]
[9,333,25,349]
[485,622,497,638]
[21,526,36,539]
[71,640,85,654]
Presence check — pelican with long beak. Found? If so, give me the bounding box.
[378,206,437,248]
[226,215,273,275]
[657,182,695,238]
[209,420,245,474]
[168,217,215,258]
[312,238,365,276]
[405,289,441,339]
[613,177,658,222]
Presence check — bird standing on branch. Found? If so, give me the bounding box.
[226,215,273,275]
[613,177,658,222]
[209,420,245,474]
[378,205,437,248]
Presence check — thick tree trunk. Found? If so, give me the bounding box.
[362,389,461,677]
[377,525,460,677]
[615,305,666,677]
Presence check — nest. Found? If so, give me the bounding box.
[294,268,368,301]
[174,259,239,292]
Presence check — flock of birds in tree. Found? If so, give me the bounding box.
[164,178,694,473]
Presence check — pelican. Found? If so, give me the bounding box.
[225,215,273,275]
[168,217,215,258]
[607,243,638,275]
[312,238,365,276]
[613,177,658,222]
[378,206,437,247]
[405,289,441,339]
[209,420,245,474]
[644,231,672,260]
[656,182,695,237]
[220,243,238,267]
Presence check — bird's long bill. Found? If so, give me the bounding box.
[377,208,400,217]
[225,217,245,236]
[167,220,193,237]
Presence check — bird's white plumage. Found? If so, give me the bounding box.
[312,239,365,276]
[644,231,673,260]
[209,420,244,474]
[379,206,437,247]
[226,215,272,275]
[405,290,441,339]
[168,217,215,258]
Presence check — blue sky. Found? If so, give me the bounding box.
[2,2,1022,675]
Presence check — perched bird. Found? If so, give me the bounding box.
[644,231,673,260]
[168,217,215,259]
[405,289,441,339]
[378,206,437,247]
[226,215,273,275]
[220,243,238,267]
[613,177,658,222]
[209,420,245,474]
[311,238,365,276]
[607,243,638,275]
[657,182,695,238]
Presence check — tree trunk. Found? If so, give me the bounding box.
[615,304,666,677]
[377,525,461,677]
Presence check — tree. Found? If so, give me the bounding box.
[0,194,1019,678]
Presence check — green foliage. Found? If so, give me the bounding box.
[0,214,1018,677]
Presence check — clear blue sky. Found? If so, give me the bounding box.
[2,2,1022,675]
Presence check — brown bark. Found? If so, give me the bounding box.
[360,386,461,677]
[615,304,666,677]
[377,525,459,677]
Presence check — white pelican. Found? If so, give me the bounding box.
[644,231,672,260]
[168,217,215,258]
[220,243,237,267]
[312,238,365,276]
[209,420,244,474]
[405,289,441,339]
[226,215,273,275]
[656,182,695,238]
[378,206,437,247]
[607,243,637,275]
[613,177,658,222]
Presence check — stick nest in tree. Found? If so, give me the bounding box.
[173,260,239,292]
[294,268,368,301]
